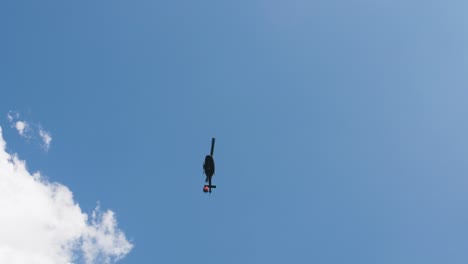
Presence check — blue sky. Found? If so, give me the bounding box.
[1,0,468,263]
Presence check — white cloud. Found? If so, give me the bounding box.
[15,121,29,137]
[39,128,52,150]
[6,111,54,150]
[0,126,133,263]
[81,207,134,263]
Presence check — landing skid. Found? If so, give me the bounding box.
[203,185,217,193]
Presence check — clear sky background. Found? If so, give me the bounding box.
[1,0,468,263]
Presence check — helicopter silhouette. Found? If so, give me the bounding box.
[203,138,216,193]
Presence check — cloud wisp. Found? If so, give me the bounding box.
[38,128,52,150]
[0,126,133,263]
[7,111,18,123]
[15,121,29,137]
[6,111,53,151]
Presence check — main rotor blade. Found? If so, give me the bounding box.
[210,138,215,156]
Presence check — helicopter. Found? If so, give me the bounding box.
[203,138,216,193]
